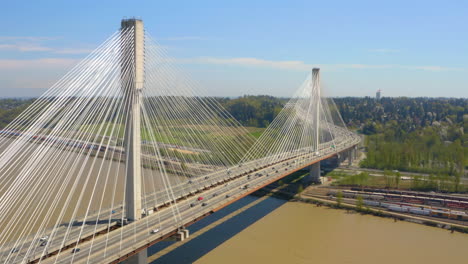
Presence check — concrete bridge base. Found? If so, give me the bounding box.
[121,249,147,264]
[163,228,190,242]
[302,162,321,184]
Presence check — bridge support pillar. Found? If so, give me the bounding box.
[303,162,320,184]
[347,149,353,166]
[347,146,358,166]
[163,228,190,242]
[121,249,147,264]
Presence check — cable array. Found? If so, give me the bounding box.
[0,23,356,264]
[241,71,351,165]
[0,26,256,263]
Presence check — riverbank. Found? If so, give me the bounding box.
[295,194,468,234]
[255,180,468,234]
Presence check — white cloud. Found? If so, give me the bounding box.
[54,48,95,54]
[0,35,94,54]
[0,58,78,70]
[195,57,311,71]
[0,43,52,52]
[177,56,466,72]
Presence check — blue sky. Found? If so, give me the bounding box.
[0,0,467,98]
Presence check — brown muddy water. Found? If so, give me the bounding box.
[195,202,468,264]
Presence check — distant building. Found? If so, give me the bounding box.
[376,89,381,100]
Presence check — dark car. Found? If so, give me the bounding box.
[202,202,208,206]
[71,248,80,253]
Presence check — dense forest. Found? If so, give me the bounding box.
[0,96,466,176]
[333,97,467,176]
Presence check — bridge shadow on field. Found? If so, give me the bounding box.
[148,194,287,264]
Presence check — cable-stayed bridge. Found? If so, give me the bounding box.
[0,19,360,264]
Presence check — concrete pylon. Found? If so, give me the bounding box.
[121,18,144,222]
[347,149,353,166]
[302,162,321,184]
[120,18,145,264]
[312,68,320,154]
[120,249,147,264]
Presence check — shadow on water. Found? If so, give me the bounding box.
[148,195,287,264]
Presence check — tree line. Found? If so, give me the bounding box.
[0,96,465,176]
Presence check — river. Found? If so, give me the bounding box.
[194,201,467,264]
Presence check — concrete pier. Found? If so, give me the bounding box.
[120,249,147,264]
[303,162,321,184]
[163,228,190,242]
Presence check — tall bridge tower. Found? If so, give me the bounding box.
[121,18,144,222]
[120,18,146,264]
[304,68,321,184]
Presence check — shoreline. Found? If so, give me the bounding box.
[253,185,468,234]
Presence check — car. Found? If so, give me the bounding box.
[212,193,218,197]
[276,170,279,173]
[202,202,208,206]
[71,248,80,254]
[225,194,230,198]
[39,236,49,242]
[11,248,19,253]
[151,228,160,234]
[204,176,209,180]
[190,203,196,207]
[188,180,193,184]
[197,196,204,201]
[40,241,47,247]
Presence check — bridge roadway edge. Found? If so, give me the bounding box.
[101,143,359,264]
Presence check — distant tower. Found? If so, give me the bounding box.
[376,89,381,100]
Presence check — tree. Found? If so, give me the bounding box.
[453,172,461,193]
[383,170,393,188]
[395,172,401,189]
[356,195,364,211]
[297,184,304,193]
[336,191,343,207]
[411,175,422,190]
